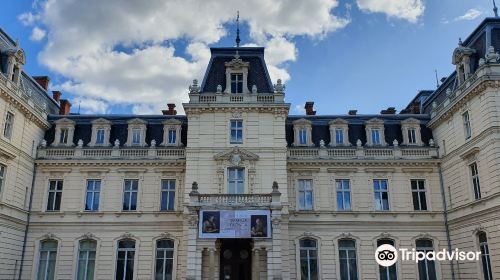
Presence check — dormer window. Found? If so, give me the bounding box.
[90,118,111,147]
[53,118,75,146]
[329,118,349,146]
[125,118,147,147]
[132,129,141,145]
[231,73,243,93]
[401,118,422,146]
[365,118,386,146]
[293,118,313,147]
[162,119,182,147]
[95,129,105,144]
[59,128,69,144]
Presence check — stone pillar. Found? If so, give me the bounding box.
[252,248,260,280]
[186,213,201,280]
[209,248,216,280]
[266,212,283,280]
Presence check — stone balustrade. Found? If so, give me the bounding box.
[189,92,285,103]
[287,146,438,160]
[37,147,186,160]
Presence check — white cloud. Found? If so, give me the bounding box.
[455,8,482,21]
[70,97,109,114]
[356,0,425,23]
[294,104,305,114]
[30,26,46,41]
[21,0,349,115]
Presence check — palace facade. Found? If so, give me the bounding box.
[0,17,500,280]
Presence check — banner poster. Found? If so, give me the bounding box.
[198,210,271,239]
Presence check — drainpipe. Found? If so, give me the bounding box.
[437,149,456,280]
[18,159,37,280]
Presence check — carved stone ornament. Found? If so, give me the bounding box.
[216,84,222,93]
[251,84,257,94]
[189,79,200,94]
[479,58,486,66]
[159,232,172,239]
[380,232,390,239]
[429,139,435,147]
[272,217,281,225]
[445,88,452,97]
[485,46,500,63]
[319,139,325,148]
[42,232,56,240]
[120,232,135,239]
[150,139,156,148]
[232,111,242,118]
[356,139,362,147]
[114,139,120,148]
[41,139,47,148]
[230,153,242,166]
[188,215,199,227]
[340,232,353,239]
[303,231,313,237]
[274,79,285,93]
[81,232,95,240]
[77,139,83,148]
[392,139,399,147]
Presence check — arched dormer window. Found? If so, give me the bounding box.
[53,118,75,146]
[401,118,422,146]
[365,118,386,146]
[224,57,250,94]
[162,118,182,146]
[90,118,111,147]
[125,118,147,147]
[293,118,313,147]
[6,48,25,85]
[452,42,475,85]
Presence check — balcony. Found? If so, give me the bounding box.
[287,146,438,160]
[189,92,285,104]
[37,146,185,160]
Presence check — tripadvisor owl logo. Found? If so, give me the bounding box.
[375,244,398,267]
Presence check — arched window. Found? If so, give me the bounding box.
[338,239,358,280]
[415,239,436,280]
[37,239,58,280]
[299,238,318,280]
[377,239,397,280]
[478,232,493,280]
[76,239,97,280]
[155,239,175,280]
[116,239,136,280]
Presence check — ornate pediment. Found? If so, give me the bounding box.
[329,118,348,126]
[401,117,420,126]
[127,118,147,125]
[54,117,75,126]
[162,118,182,126]
[292,118,312,126]
[225,58,250,70]
[91,118,112,125]
[365,118,384,126]
[213,147,259,163]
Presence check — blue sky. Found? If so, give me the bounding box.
[0,0,495,115]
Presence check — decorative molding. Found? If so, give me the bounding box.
[213,147,259,162]
[120,232,135,239]
[81,232,96,240]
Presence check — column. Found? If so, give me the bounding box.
[209,248,216,280]
[186,213,201,280]
[252,248,260,280]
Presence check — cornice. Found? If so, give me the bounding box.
[0,85,50,130]
[35,160,186,168]
[287,159,439,168]
[183,104,290,115]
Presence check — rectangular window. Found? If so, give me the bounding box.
[132,129,141,145]
[371,129,381,145]
[160,180,175,211]
[76,240,97,280]
[378,239,397,280]
[60,128,69,144]
[479,233,493,280]
[298,179,314,210]
[470,162,481,200]
[0,165,5,194]
[168,129,176,144]
[335,129,344,144]
[338,239,358,280]
[95,129,105,144]
[230,120,243,144]
[46,180,63,211]
[227,168,244,194]
[336,179,351,211]
[299,239,318,280]
[299,129,307,145]
[373,179,389,211]
[463,111,471,139]
[123,179,138,211]
[230,73,243,93]
[411,180,428,211]
[37,240,58,280]
[4,112,14,139]
[416,239,437,280]
[85,180,101,211]
[408,128,417,144]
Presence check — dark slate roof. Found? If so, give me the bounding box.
[422,17,500,113]
[286,115,433,147]
[0,28,59,114]
[46,115,188,147]
[200,47,274,93]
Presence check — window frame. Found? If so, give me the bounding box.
[407,128,417,144]
[46,180,63,212]
[229,119,243,144]
[36,239,58,280]
[167,129,176,145]
[411,179,428,211]
[377,239,398,280]
[298,238,319,280]
[95,129,105,145]
[59,128,69,144]
[84,179,101,212]
[160,179,176,211]
[227,167,245,194]
[338,239,359,280]
[122,179,139,211]
[462,111,472,139]
[415,239,438,280]
[154,239,175,280]
[76,239,97,280]
[336,179,352,211]
[373,179,390,211]
[3,111,14,139]
[230,73,244,93]
[371,129,381,145]
[115,239,136,280]
[297,179,314,211]
[469,162,481,200]
[477,232,493,280]
[0,164,6,196]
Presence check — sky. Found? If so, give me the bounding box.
[0,0,495,115]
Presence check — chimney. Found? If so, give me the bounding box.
[348,110,357,115]
[33,76,50,91]
[52,91,61,103]
[59,99,71,115]
[380,107,396,114]
[304,102,316,115]
[162,103,177,115]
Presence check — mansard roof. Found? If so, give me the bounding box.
[200,47,274,94]
[45,115,187,147]
[286,114,433,147]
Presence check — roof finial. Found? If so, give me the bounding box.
[236,11,241,48]
[494,0,499,17]
[458,37,463,46]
